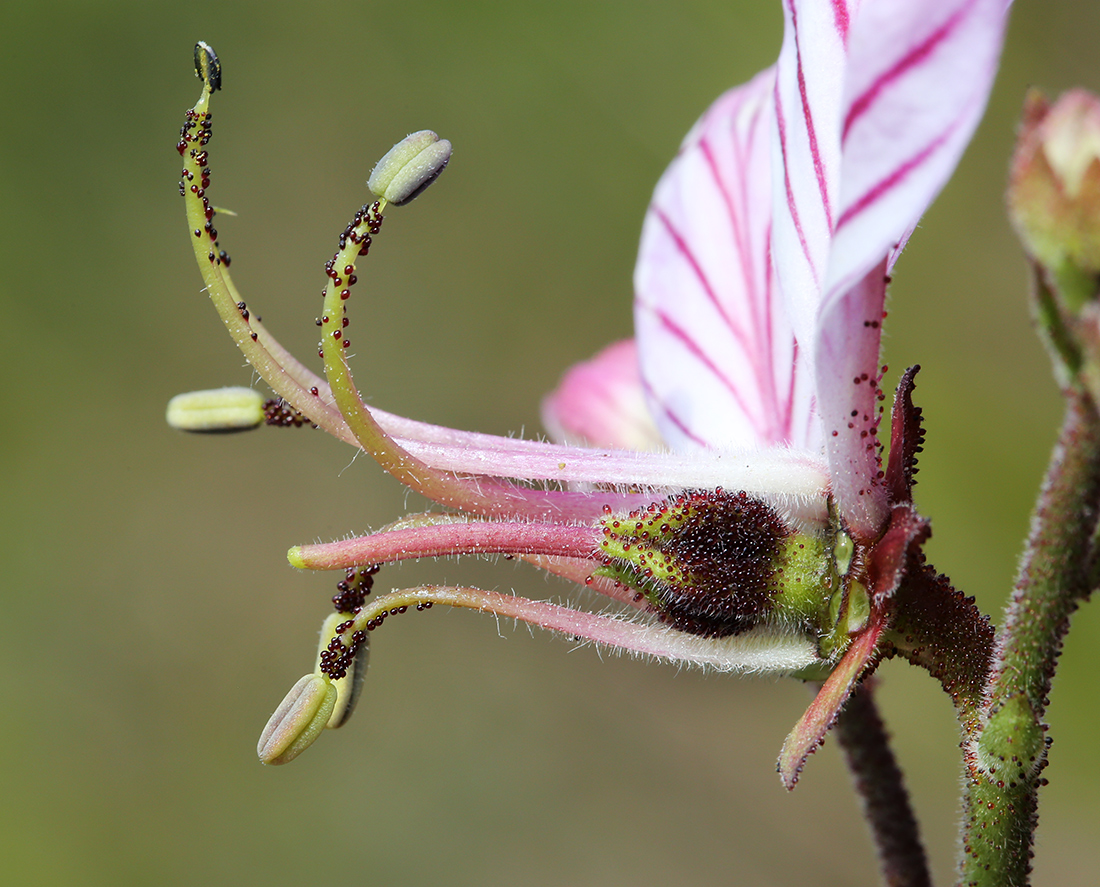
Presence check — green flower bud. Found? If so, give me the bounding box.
[368,131,452,206]
[257,674,338,765]
[166,387,265,433]
[316,612,369,729]
[1009,90,1100,309]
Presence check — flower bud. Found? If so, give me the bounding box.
[257,674,338,765]
[368,131,452,206]
[316,612,369,729]
[166,387,265,433]
[1008,90,1100,305]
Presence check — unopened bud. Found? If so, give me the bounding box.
[316,612,369,729]
[1009,90,1100,304]
[257,674,338,765]
[368,130,452,205]
[166,387,265,432]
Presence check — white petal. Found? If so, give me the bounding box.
[634,69,817,452]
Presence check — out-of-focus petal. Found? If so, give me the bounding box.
[541,339,664,451]
[635,69,817,453]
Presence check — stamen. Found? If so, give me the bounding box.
[176,61,653,523]
[318,585,823,678]
[179,45,349,441]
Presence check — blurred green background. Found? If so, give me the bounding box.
[2,1,1097,884]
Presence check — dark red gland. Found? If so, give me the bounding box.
[610,490,788,638]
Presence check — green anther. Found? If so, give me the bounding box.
[820,578,870,660]
[833,529,854,577]
[368,131,452,205]
[166,386,265,432]
[257,674,338,765]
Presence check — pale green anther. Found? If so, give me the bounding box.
[316,613,369,729]
[166,387,265,433]
[368,131,452,205]
[257,674,338,765]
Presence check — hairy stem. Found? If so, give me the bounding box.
[835,681,931,887]
[958,387,1100,887]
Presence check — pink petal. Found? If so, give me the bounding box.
[634,69,818,453]
[824,0,1011,304]
[359,586,824,675]
[773,0,1010,355]
[772,0,1009,537]
[770,0,853,355]
[324,397,831,528]
[814,262,890,540]
[541,339,664,451]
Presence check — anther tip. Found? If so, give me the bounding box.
[194,41,222,92]
[368,131,452,206]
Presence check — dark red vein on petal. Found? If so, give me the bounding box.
[781,332,799,443]
[653,206,755,359]
[774,82,820,290]
[699,137,757,338]
[762,228,794,444]
[639,375,710,449]
[835,118,958,233]
[832,0,851,47]
[789,0,834,231]
[646,302,757,428]
[842,0,977,144]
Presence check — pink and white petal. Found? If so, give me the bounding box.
[635,69,817,453]
[814,261,889,540]
[541,339,664,451]
[823,0,1011,305]
[397,436,832,529]
[771,0,857,355]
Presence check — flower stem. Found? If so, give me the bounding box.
[834,681,931,887]
[958,386,1100,887]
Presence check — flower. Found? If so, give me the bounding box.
[174,2,1009,771]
